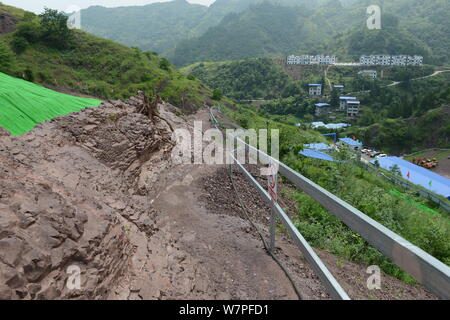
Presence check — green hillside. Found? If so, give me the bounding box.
[0,4,210,112]
[81,0,208,53]
[0,72,101,135]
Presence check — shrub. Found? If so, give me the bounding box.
[15,21,42,43]
[11,36,29,54]
[212,89,223,101]
[23,67,34,82]
[159,58,171,71]
[0,42,14,72]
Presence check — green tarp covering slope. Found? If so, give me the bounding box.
[0,72,102,136]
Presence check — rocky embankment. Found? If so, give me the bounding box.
[0,94,177,299]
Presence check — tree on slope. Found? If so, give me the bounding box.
[39,8,73,49]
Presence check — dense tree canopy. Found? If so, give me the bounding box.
[189,57,300,100]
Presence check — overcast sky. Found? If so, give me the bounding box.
[3,0,216,14]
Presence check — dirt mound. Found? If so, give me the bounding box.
[0,94,176,299]
[0,14,18,35]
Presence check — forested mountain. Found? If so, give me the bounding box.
[80,0,208,53]
[80,0,335,55]
[332,15,432,61]
[170,0,448,66]
[80,0,449,66]
[169,3,330,66]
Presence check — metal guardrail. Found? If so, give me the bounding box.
[360,162,450,213]
[211,109,350,299]
[230,152,350,300]
[210,108,450,300]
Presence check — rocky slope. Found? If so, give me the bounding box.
[0,14,18,35]
[0,93,176,299]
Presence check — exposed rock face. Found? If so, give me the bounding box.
[0,14,18,35]
[0,94,176,299]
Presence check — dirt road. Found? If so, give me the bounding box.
[110,109,329,300]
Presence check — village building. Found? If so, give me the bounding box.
[309,84,322,96]
[339,96,357,111]
[287,55,337,65]
[346,100,361,118]
[359,55,423,66]
[358,70,377,80]
[315,103,330,116]
[338,137,363,151]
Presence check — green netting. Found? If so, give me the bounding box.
[389,189,438,215]
[0,72,102,136]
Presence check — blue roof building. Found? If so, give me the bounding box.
[299,149,337,162]
[315,103,331,116]
[304,143,333,151]
[310,122,350,129]
[339,96,357,111]
[311,121,326,127]
[371,157,450,200]
[325,123,351,129]
[346,101,361,117]
[339,137,363,148]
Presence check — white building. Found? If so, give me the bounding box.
[309,84,322,96]
[346,101,361,118]
[358,70,377,80]
[339,96,357,111]
[287,55,337,65]
[359,55,423,66]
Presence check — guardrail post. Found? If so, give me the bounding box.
[269,205,276,253]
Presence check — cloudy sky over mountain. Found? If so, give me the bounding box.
[3,0,215,13]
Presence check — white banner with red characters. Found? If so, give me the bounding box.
[268,161,278,203]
